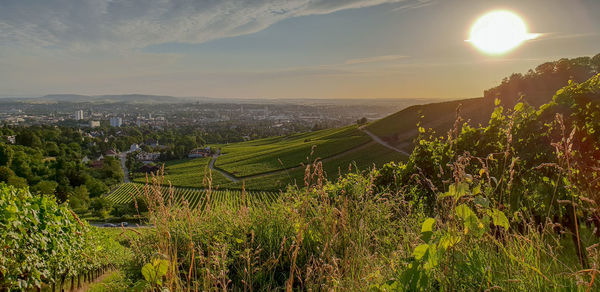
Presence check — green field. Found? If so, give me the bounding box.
[106,183,279,209]
[133,156,231,188]
[214,126,371,177]
[131,125,407,191]
[221,142,407,190]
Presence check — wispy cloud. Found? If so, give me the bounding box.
[0,0,424,51]
[345,55,408,65]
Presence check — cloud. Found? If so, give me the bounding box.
[345,54,408,64]
[0,0,423,51]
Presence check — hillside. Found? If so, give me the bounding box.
[134,125,407,190]
[365,97,492,152]
[366,54,600,152]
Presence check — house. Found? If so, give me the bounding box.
[138,164,160,173]
[82,156,90,164]
[105,149,118,156]
[5,135,16,144]
[188,147,212,158]
[129,143,140,152]
[136,151,160,162]
[91,159,104,169]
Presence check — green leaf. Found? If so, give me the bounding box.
[489,209,510,230]
[473,196,489,208]
[514,102,524,112]
[455,204,475,221]
[413,244,429,260]
[421,218,435,234]
[421,218,435,243]
[141,263,154,283]
[439,234,461,250]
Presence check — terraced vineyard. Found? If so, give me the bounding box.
[214,125,371,177]
[106,183,279,209]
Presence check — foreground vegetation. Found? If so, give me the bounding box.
[0,184,131,290]
[3,62,600,291]
[102,74,600,290]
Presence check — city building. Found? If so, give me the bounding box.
[89,120,100,128]
[188,147,212,158]
[110,117,123,127]
[136,151,160,162]
[74,110,84,120]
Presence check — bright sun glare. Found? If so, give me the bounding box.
[468,10,539,55]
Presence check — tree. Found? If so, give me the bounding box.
[357,117,368,125]
[0,166,15,182]
[16,131,42,148]
[0,142,13,166]
[7,176,28,188]
[85,178,108,198]
[31,180,58,195]
[69,186,91,212]
[45,142,60,157]
[90,197,113,219]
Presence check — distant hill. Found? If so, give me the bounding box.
[366,53,600,152]
[33,94,193,104]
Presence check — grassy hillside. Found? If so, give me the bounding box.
[131,125,406,191]
[133,156,231,188]
[225,141,406,190]
[214,125,371,177]
[365,97,492,152]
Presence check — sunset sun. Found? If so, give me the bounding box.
[468,10,539,55]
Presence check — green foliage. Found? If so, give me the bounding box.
[141,259,169,286]
[31,180,58,195]
[90,197,113,219]
[0,184,131,290]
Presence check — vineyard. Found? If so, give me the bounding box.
[106,183,280,209]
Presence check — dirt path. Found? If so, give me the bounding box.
[359,127,411,156]
[74,270,115,292]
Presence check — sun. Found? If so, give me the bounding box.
[468,10,539,55]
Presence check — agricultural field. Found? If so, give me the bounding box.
[133,156,231,188]
[220,142,408,190]
[213,125,371,177]
[106,183,279,209]
[130,125,407,191]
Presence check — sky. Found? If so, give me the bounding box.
[0,0,599,100]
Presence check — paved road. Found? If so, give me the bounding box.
[359,126,411,156]
[208,152,240,183]
[119,152,131,183]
